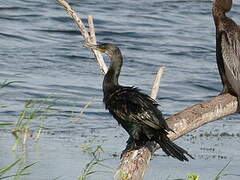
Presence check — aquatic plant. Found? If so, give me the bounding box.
[187,174,199,180]
[0,159,36,180]
[0,122,14,127]
[0,81,15,90]
[0,81,13,109]
[0,81,15,126]
[70,97,95,123]
[213,160,240,180]
[12,98,57,151]
[214,160,231,180]
[172,173,199,180]
[78,139,113,180]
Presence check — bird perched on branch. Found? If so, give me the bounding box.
[212,0,240,110]
[85,42,193,161]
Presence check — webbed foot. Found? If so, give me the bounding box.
[121,137,137,158]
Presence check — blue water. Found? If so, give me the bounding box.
[1,0,240,179]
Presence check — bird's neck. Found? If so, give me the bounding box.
[212,6,226,26]
[212,0,233,26]
[103,52,123,94]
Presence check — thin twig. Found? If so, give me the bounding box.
[71,97,96,122]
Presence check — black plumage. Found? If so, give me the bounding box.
[85,43,193,161]
[212,0,240,108]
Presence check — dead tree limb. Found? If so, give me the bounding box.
[56,0,108,73]
[151,67,165,99]
[87,15,108,73]
[57,1,238,180]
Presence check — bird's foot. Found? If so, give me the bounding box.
[120,141,138,158]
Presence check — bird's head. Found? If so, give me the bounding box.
[84,42,120,57]
[213,0,232,13]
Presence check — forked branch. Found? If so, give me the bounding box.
[56,0,108,73]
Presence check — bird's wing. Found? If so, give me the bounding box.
[105,87,167,130]
[221,30,240,80]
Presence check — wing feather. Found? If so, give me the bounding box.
[104,87,166,130]
[221,31,240,80]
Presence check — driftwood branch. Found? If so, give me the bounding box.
[57,0,108,74]
[57,1,238,180]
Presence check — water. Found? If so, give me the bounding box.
[1,0,240,179]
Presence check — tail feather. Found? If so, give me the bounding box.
[156,136,194,161]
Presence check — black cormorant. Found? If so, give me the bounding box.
[85,43,193,161]
[212,0,240,108]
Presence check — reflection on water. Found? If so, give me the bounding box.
[1,0,240,179]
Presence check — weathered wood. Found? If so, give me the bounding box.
[57,0,89,40]
[57,0,108,74]
[151,67,165,99]
[87,15,108,73]
[115,93,237,180]
[168,93,237,140]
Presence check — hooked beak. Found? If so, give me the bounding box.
[84,42,106,53]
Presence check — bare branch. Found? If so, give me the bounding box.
[151,67,165,99]
[57,0,89,40]
[57,0,108,74]
[87,15,108,74]
[87,16,97,43]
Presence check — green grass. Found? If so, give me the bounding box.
[212,160,240,180]
[214,160,231,180]
[0,159,36,180]
[0,123,14,127]
[12,97,57,151]
[70,97,95,123]
[172,160,240,180]
[172,173,199,180]
[0,81,16,90]
[0,81,15,123]
[78,139,113,180]
[0,81,12,109]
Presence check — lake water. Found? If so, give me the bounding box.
[1,0,240,179]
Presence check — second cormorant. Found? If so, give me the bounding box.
[212,0,240,109]
[85,42,193,161]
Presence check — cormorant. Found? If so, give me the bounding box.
[212,0,240,108]
[85,42,193,161]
